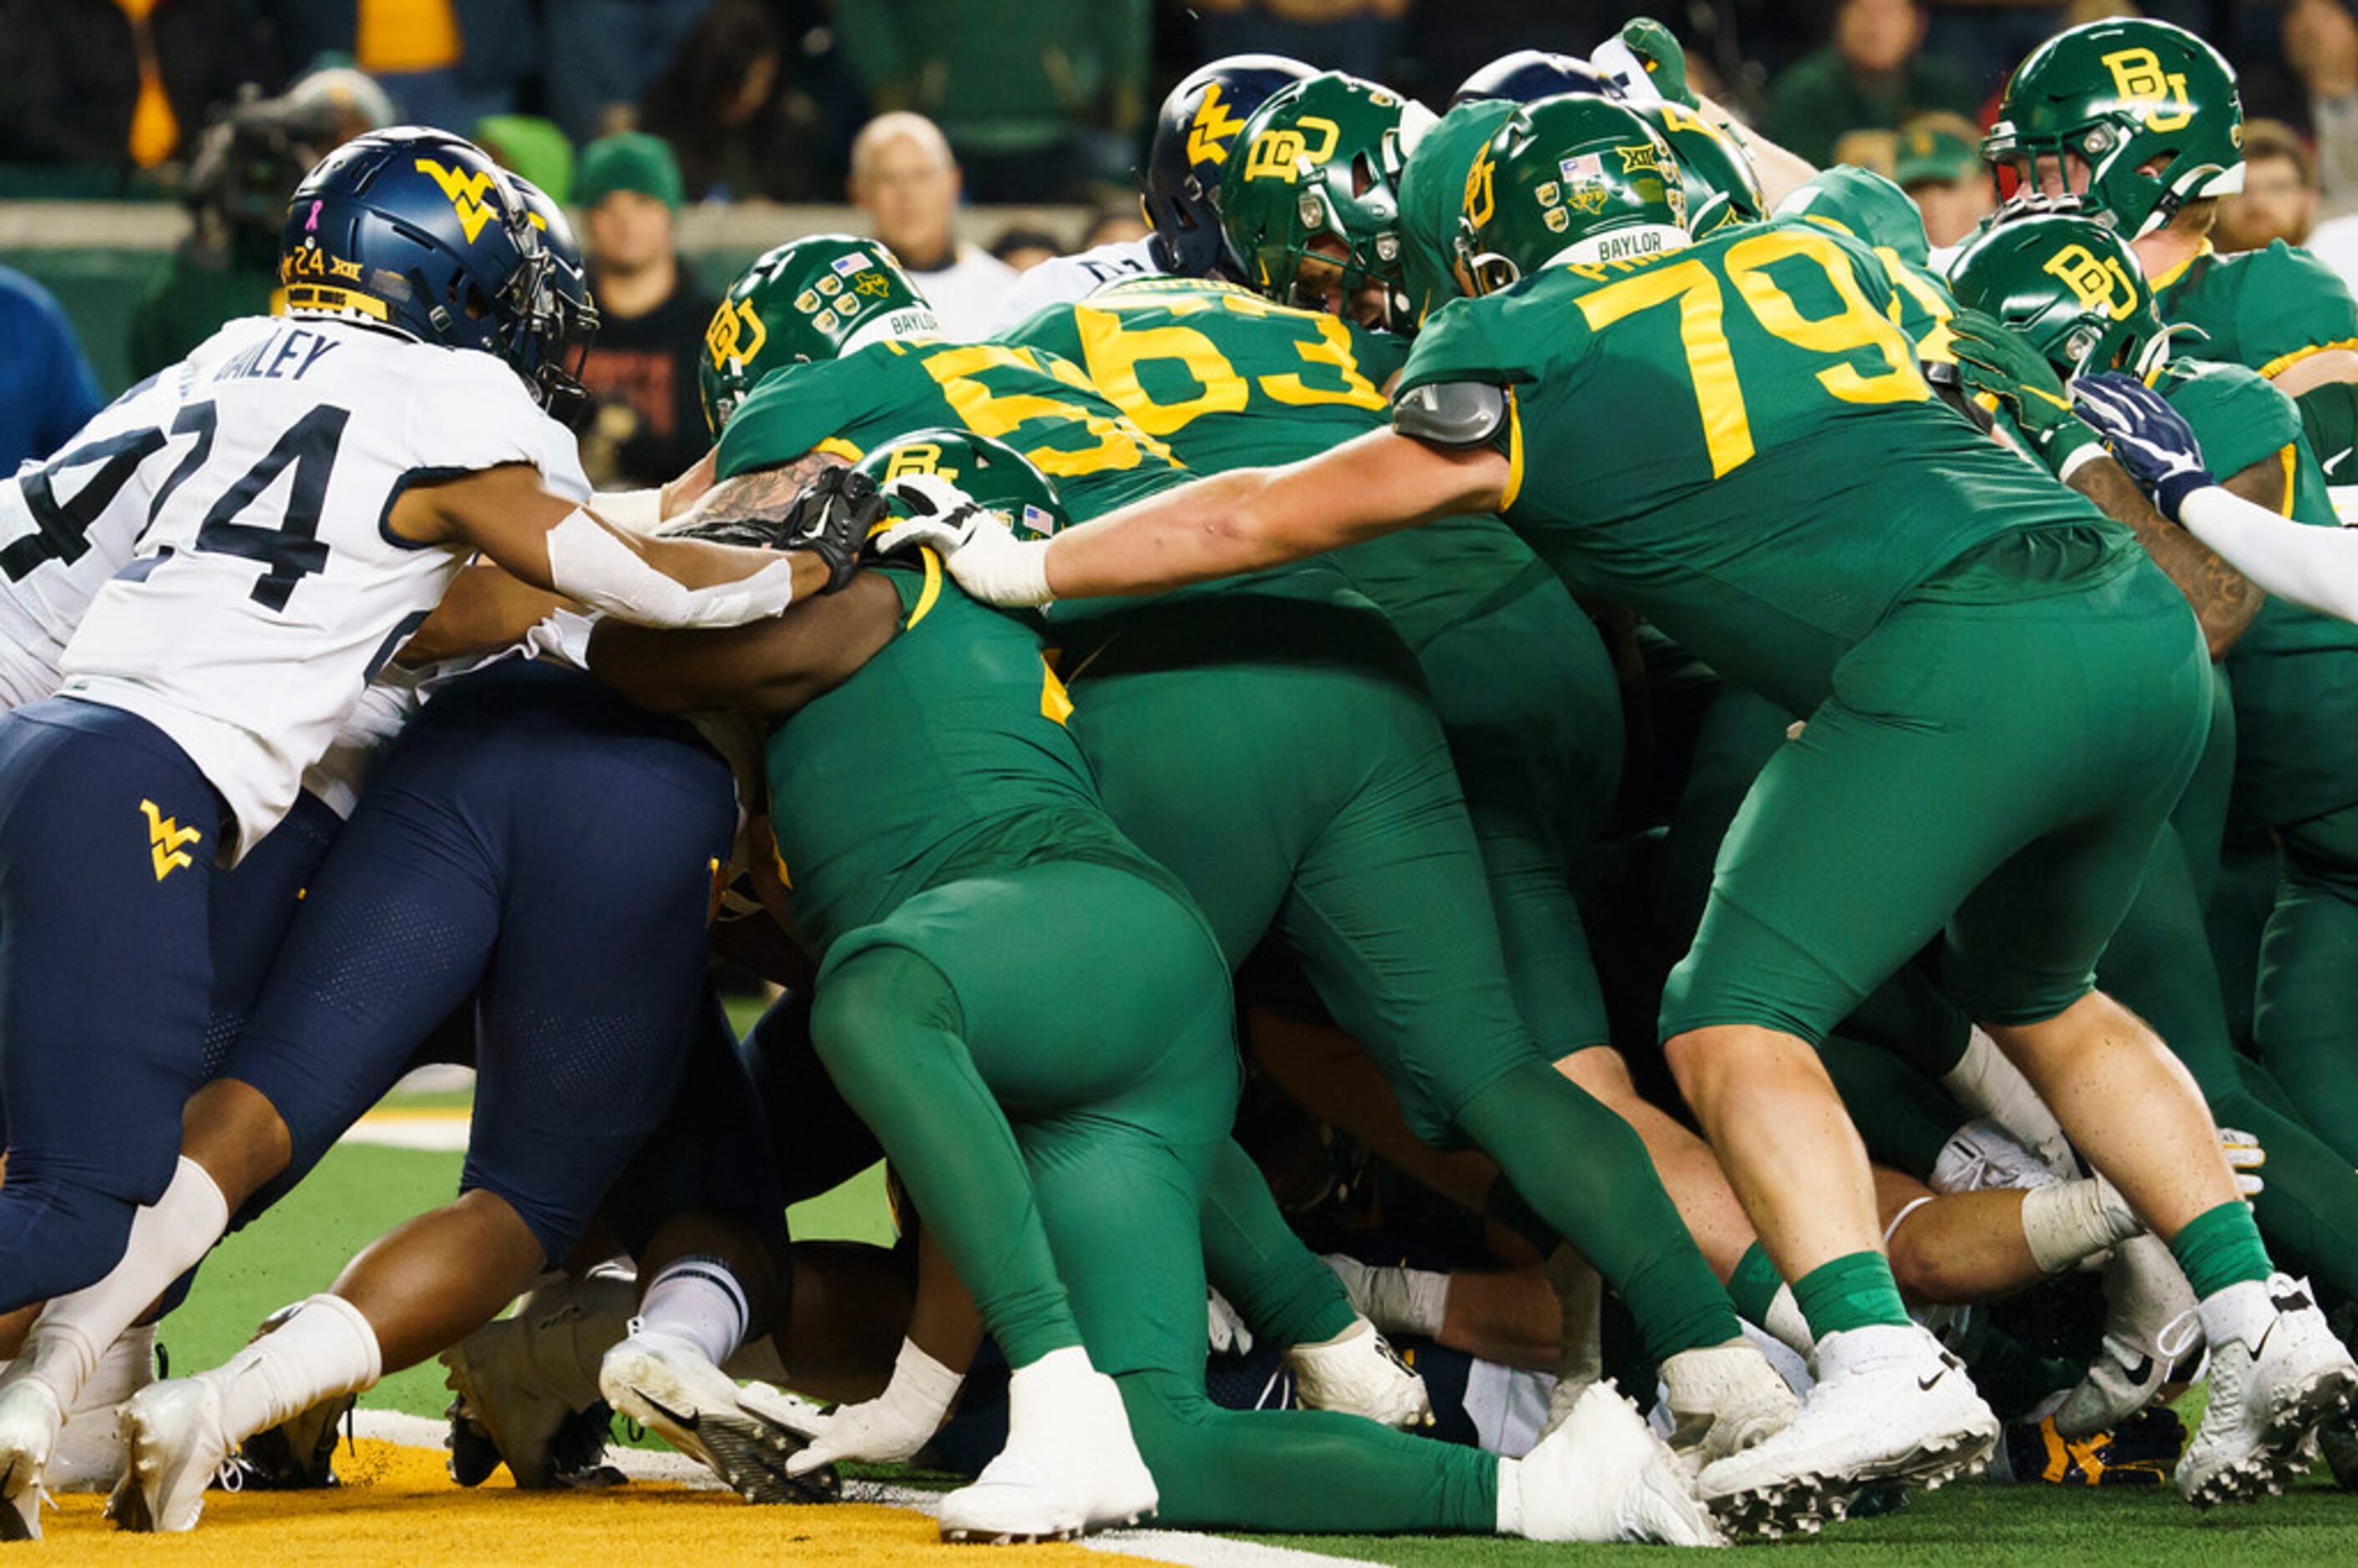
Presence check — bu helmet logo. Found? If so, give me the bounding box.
[1188,83,1249,166]
[1242,116,1342,182]
[413,158,506,244]
[883,444,959,483]
[705,298,767,368]
[2101,48,2194,134]
[1463,145,1497,228]
[2043,244,2141,321]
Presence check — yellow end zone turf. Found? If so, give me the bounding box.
[34,1439,1168,1567]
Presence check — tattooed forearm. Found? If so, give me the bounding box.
[672,448,852,534]
[2069,453,2264,658]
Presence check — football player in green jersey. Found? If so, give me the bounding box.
[1986,17,2358,460]
[888,93,2358,1508]
[591,431,1723,1547]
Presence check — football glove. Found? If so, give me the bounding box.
[783,1337,963,1476]
[667,465,882,594]
[2071,372,2218,522]
[2006,1407,2188,1487]
[1593,18,1697,109]
[1946,309,2103,478]
[873,473,1055,607]
[2219,1125,2266,1203]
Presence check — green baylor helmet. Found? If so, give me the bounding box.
[1638,103,1764,239]
[1456,95,1688,296]
[1984,18,2243,240]
[853,428,1068,542]
[699,234,939,435]
[1219,71,1436,327]
[1946,209,2172,381]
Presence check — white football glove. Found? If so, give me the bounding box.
[1588,38,1664,108]
[874,473,1055,607]
[1208,1288,1255,1357]
[2219,1125,2265,1203]
[783,1336,964,1475]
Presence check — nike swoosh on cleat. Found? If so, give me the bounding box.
[2122,1355,2156,1385]
[1917,1370,1947,1392]
[631,1391,700,1433]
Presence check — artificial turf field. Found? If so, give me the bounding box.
[58,1097,2358,1566]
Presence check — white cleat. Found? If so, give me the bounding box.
[1284,1317,1433,1430]
[444,1272,635,1487]
[1930,1119,2057,1196]
[109,1377,233,1533]
[1660,1340,1801,1471]
[46,1325,157,1493]
[938,1351,1156,1544]
[2057,1235,2198,1439]
[2178,1275,2358,1506]
[0,1375,63,1542]
[1697,1323,1997,1538]
[1508,1380,1723,1545]
[598,1330,835,1505]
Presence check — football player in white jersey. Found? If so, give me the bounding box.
[0,127,863,1540]
[984,55,1312,336]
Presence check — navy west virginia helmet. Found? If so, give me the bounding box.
[506,174,601,428]
[1452,50,1619,109]
[278,127,559,396]
[1143,53,1316,277]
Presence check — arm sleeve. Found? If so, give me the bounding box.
[2179,483,2358,623]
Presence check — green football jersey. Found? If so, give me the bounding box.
[2151,240,2358,381]
[1004,276,1551,650]
[2158,357,2358,822]
[1398,99,1515,330]
[766,555,1146,958]
[716,335,1190,517]
[1775,167,1958,362]
[1397,218,2120,716]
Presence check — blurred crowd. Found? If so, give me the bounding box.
[9,0,2358,491]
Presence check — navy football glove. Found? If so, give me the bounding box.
[2072,372,2217,523]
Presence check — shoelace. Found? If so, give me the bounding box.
[2154,1308,2207,1383]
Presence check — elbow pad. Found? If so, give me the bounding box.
[543,508,797,630]
[1392,381,1511,449]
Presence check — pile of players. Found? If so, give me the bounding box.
[5,9,2358,1551]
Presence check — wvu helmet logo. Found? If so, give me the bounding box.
[705,298,767,370]
[414,158,504,244]
[141,800,202,882]
[2043,244,2141,321]
[1463,146,1497,228]
[1242,117,1342,182]
[2102,48,2194,134]
[883,444,959,483]
[1187,84,1249,166]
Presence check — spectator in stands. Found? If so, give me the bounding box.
[837,0,1150,199]
[1080,203,1151,250]
[640,0,839,203]
[2287,0,2358,220]
[543,0,712,145]
[0,0,281,186]
[2219,119,2321,255]
[849,111,1018,337]
[1767,0,1974,168]
[573,132,716,490]
[1195,0,1409,86]
[991,225,1066,275]
[0,265,104,470]
[1894,112,1996,250]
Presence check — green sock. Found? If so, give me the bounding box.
[1791,1251,1910,1337]
[2170,1198,2275,1298]
[1728,1242,1784,1326]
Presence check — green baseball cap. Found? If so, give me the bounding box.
[1895,123,1980,190]
[577,131,685,212]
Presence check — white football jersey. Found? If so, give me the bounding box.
[0,370,191,706]
[58,315,589,857]
[986,238,1163,336]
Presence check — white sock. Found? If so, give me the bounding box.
[16,1158,228,1405]
[1942,1029,2074,1177]
[1495,1454,1527,1535]
[210,1294,382,1445]
[634,1257,751,1366]
[2022,1176,2144,1274]
[1763,1284,1812,1358]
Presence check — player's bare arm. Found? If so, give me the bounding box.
[385,462,843,624]
[587,572,902,717]
[2067,454,2264,658]
[666,448,851,543]
[394,564,574,666]
[2268,348,2358,398]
